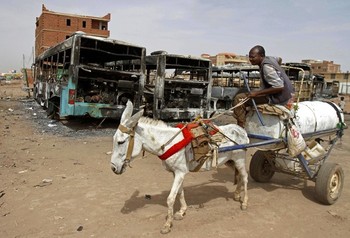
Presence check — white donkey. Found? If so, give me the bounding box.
[111,100,249,234]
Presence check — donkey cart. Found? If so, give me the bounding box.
[219,100,346,205]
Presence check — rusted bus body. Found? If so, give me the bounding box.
[211,65,260,111]
[212,65,260,88]
[211,63,320,111]
[311,74,325,99]
[311,74,339,99]
[324,81,340,98]
[283,62,342,100]
[33,32,146,119]
[282,62,314,102]
[143,52,212,121]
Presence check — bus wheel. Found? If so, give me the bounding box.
[48,98,60,120]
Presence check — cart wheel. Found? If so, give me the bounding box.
[249,150,275,183]
[315,162,344,205]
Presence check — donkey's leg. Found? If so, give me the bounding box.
[233,171,242,201]
[234,154,249,210]
[226,160,242,202]
[161,171,185,234]
[174,183,187,220]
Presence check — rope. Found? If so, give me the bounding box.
[204,121,240,146]
[160,123,188,150]
[210,97,250,120]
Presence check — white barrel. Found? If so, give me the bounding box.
[246,101,343,138]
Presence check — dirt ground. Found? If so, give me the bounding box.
[1,80,350,238]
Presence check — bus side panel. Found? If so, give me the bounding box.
[59,86,75,117]
[73,102,103,118]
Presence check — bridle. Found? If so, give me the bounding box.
[117,123,137,168]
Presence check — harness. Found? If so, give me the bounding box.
[118,118,240,172]
[159,120,229,172]
[156,98,249,157]
[118,123,136,166]
[159,124,193,160]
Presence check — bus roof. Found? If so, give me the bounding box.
[36,33,145,61]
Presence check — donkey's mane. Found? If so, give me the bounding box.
[139,116,170,128]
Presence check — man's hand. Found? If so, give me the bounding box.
[248,91,259,98]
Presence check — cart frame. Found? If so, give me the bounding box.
[218,121,345,205]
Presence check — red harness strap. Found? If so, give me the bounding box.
[159,123,193,160]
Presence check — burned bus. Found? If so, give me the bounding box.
[33,32,146,119]
[143,51,213,121]
[282,62,314,102]
[211,62,318,112]
[211,65,260,111]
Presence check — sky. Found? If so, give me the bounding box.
[1,0,350,73]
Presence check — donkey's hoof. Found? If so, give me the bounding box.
[233,195,241,202]
[174,212,186,220]
[160,225,171,234]
[241,204,248,210]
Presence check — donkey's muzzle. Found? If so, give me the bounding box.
[111,164,121,175]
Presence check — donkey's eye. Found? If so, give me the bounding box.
[118,141,125,145]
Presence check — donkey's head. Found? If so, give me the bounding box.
[111,100,144,174]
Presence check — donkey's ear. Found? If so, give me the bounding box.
[120,100,133,124]
[125,109,144,128]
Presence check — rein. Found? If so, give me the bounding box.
[118,124,136,166]
[209,97,249,120]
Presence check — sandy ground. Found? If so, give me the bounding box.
[1,80,350,238]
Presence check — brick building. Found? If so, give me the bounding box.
[302,59,341,74]
[301,59,349,87]
[35,4,110,57]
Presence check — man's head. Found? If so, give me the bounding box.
[249,45,265,65]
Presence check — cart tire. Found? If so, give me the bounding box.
[315,162,344,205]
[249,150,275,183]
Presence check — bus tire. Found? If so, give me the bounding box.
[315,162,344,205]
[249,150,275,183]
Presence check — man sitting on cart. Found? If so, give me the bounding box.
[232,45,294,128]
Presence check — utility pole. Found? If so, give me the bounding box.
[22,54,31,98]
[347,71,349,95]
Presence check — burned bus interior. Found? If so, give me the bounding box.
[143,52,212,120]
[211,65,260,111]
[282,62,314,101]
[76,36,145,109]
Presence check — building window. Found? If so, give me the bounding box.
[331,74,336,79]
[66,19,71,26]
[344,74,349,80]
[82,21,86,28]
